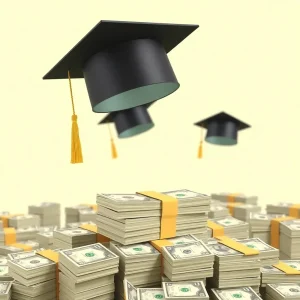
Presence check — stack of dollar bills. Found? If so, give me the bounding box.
[65,205,93,224]
[0,256,13,281]
[58,243,119,300]
[233,238,279,266]
[266,203,294,215]
[52,228,97,249]
[79,209,97,223]
[11,279,56,300]
[0,227,39,245]
[0,282,12,300]
[161,240,214,282]
[265,283,300,300]
[66,221,96,229]
[7,253,56,289]
[229,204,262,222]
[28,202,60,227]
[249,213,285,244]
[209,204,230,220]
[211,193,258,205]
[36,232,54,249]
[7,249,45,261]
[0,241,40,256]
[206,238,261,291]
[110,241,161,300]
[96,190,210,245]
[210,287,262,300]
[208,216,250,239]
[8,215,40,229]
[279,219,300,260]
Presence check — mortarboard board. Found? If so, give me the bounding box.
[98,102,155,159]
[194,112,251,158]
[43,20,199,113]
[43,20,199,163]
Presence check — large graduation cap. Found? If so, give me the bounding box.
[43,20,199,113]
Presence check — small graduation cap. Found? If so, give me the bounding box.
[98,102,155,159]
[43,20,199,163]
[194,112,251,158]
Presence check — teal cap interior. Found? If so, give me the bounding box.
[205,136,237,146]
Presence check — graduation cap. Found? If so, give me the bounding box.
[194,112,251,158]
[43,20,199,163]
[98,102,155,159]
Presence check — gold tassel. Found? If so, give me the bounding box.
[198,126,203,159]
[68,71,83,164]
[108,124,118,159]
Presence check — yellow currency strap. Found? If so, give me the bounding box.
[151,239,174,275]
[137,191,178,239]
[227,193,241,203]
[1,214,23,228]
[273,261,300,275]
[80,204,97,212]
[11,243,32,251]
[226,202,243,216]
[37,249,59,300]
[271,216,295,248]
[216,236,259,256]
[4,227,16,245]
[289,204,300,218]
[207,220,224,237]
[80,224,110,243]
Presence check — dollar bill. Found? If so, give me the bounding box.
[8,249,44,260]
[280,219,300,231]
[8,254,55,270]
[212,287,261,300]
[124,279,138,300]
[163,241,212,260]
[0,265,8,276]
[55,228,93,236]
[213,217,245,227]
[138,288,166,300]
[261,261,300,273]
[98,194,154,202]
[268,283,300,297]
[163,281,208,299]
[163,190,209,199]
[166,235,199,245]
[0,281,12,294]
[60,244,117,266]
[236,238,276,251]
[113,242,159,257]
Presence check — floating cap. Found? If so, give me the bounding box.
[98,103,155,159]
[43,20,199,113]
[194,112,251,158]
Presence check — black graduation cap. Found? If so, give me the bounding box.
[98,102,155,159]
[194,112,251,158]
[43,20,199,113]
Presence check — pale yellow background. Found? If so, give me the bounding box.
[0,0,299,220]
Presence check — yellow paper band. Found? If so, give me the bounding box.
[1,214,23,228]
[227,193,241,203]
[4,227,16,245]
[11,243,32,251]
[227,202,243,215]
[216,236,259,256]
[273,261,300,275]
[80,224,110,243]
[271,216,295,248]
[150,239,174,252]
[289,204,300,218]
[207,220,224,237]
[80,204,97,212]
[137,191,178,239]
[38,250,59,300]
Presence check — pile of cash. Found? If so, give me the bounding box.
[52,228,97,249]
[65,205,94,224]
[211,193,258,205]
[265,283,300,300]
[0,241,40,256]
[279,219,300,259]
[7,249,45,260]
[208,216,250,239]
[79,209,97,223]
[28,202,60,227]
[228,204,261,222]
[249,213,285,244]
[96,190,210,245]
[161,240,214,282]
[0,255,13,281]
[0,282,12,300]
[58,243,119,300]
[266,203,295,215]
[66,221,96,229]
[8,215,40,229]
[210,287,262,300]
[36,232,54,249]
[110,241,161,300]
[12,279,56,300]
[209,204,230,220]
[236,238,279,266]
[206,239,261,291]
[0,227,39,246]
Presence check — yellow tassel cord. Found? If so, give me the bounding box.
[197,126,203,159]
[108,124,118,159]
[68,71,83,164]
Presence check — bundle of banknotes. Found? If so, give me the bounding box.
[28,202,60,227]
